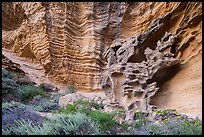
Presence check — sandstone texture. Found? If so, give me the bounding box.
[2,53,25,75]
[2,2,202,119]
[101,31,181,123]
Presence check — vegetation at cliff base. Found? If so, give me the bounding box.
[2,68,202,135]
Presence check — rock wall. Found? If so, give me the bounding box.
[2,2,202,118]
[101,30,181,123]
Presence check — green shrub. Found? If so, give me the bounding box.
[156,109,177,116]
[57,99,104,115]
[2,101,44,113]
[147,115,202,135]
[2,68,20,95]
[2,113,102,135]
[88,110,116,132]
[178,120,202,135]
[74,99,104,110]
[56,99,113,133]
[31,95,60,112]
[2,78,19,95]
[2,68,33,96]
[164,117,202,135]
[134,112,147,128]
[2,101,28,115]
[148,124,163,135]
[75,99,91,106]
[59,104,77,114]
[2,119,38,135]
[48,113,101,135]
[16,85,48,101]
[2,68,16,79]
[77,105,90,115]
[121,123,129,131]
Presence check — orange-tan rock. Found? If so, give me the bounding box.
[2,2,202,119]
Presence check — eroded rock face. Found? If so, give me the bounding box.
[2,54,25,75]
[2,2,128,91]
[101,30,181,123]
[2,2,202,119]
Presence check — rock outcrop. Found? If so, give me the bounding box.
[2,2,202,119]
[2,54,25,75]
[101,30,181,123]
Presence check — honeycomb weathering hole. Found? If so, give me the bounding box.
[101,24,181,117]
[127,51,147,63]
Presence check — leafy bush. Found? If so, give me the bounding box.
[2,68,20,95]
[56,99,104,115]
[2,78,19,95]
[2,101,28,114]
[29,95,60,112]
[55,103,89,115]
[2,119,39,135]
[16,85,48,101]
[148,124,163,135]
[2,68,16,79]
[59,104,77,114]
[121,123,129,131]
[134,112,147,128]
[2,113,102,135]
[177,120,202,135]
[56,100,115,133]
[2,101,44,113]
[88,110,116,132]
[147,108,202,135]
[2,107,43,131]
[155,109,177,116]
[48,113,101,135]
[74,99,104,110]
[147,116,202,135]
[163,117,202,135]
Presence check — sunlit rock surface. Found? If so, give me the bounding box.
[2,2,202,119]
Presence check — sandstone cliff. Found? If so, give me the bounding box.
[2,2,202,119]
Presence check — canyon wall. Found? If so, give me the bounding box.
[2,2,202,118]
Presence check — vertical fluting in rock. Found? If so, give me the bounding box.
[2,2,128,91]
[2,2,25,31]
[2,2,202,118]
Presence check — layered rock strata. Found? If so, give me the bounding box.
[2,2,202,119]
[2,54,25,75]
[2,2,128,91]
